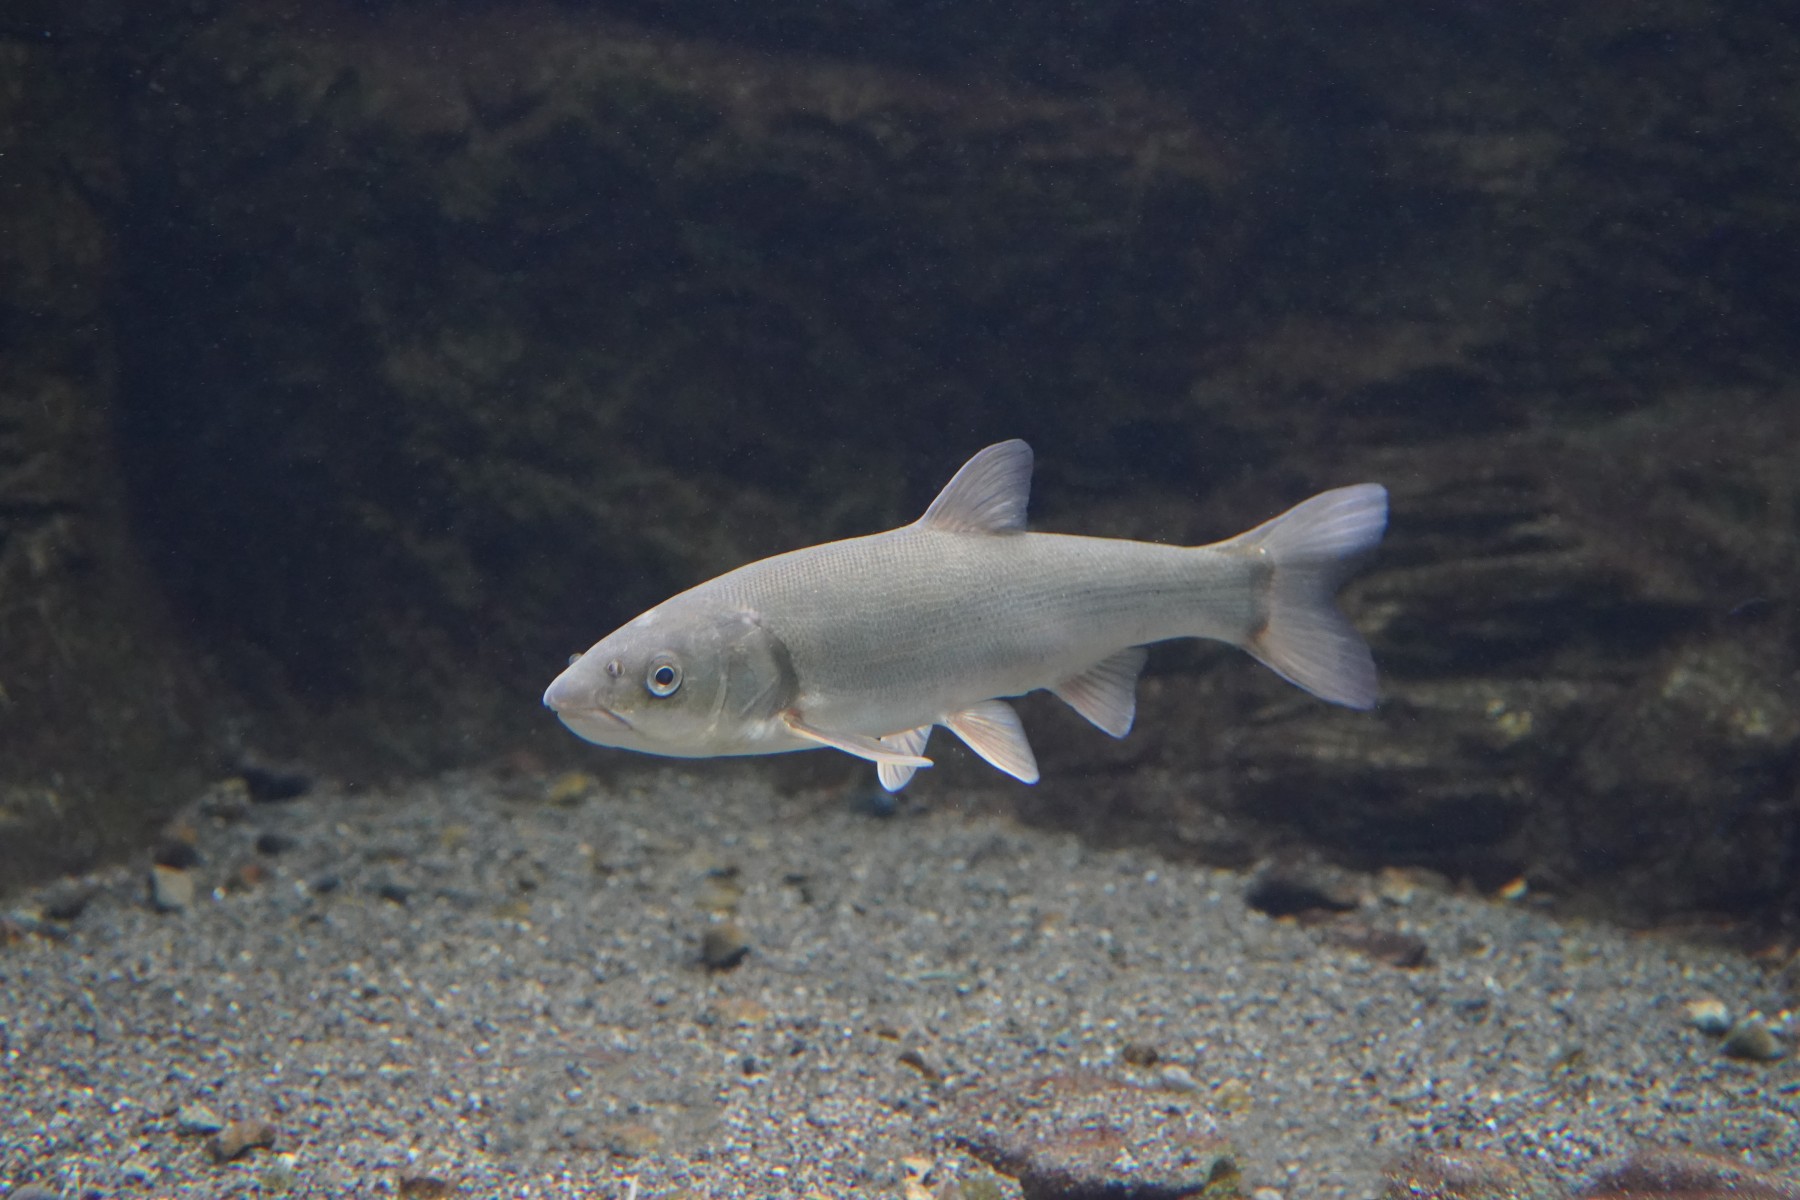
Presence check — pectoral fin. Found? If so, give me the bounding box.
[782,712,934,771]
[943,700,1040,784]
[877,726,933,792]
[1050,647,1148,738]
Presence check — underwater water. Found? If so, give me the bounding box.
[2,2,1797,1196]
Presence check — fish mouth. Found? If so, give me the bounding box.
[582,704,632,730]
[551,700,633,730]
[542,678,633,729]
[551,702,636,744]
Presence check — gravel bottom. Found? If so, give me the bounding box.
[3,767,1797,1199]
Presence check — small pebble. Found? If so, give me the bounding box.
[1323,920,1432,969]
[6,1186,71,1200]
[708,996,771,1025]
[238,761,314,803]
[1721,1014,1785,1061]
[149,864,195,913]
[897,1047,942,1083]
[259,1152,300,1193]
[1684,997,1733,1036]
[694,867,744,913]
[545,771,597,807]
[603,1121,663,1157]
[153,837,202,869]
[37,878,98,921]
[374,879,412,905]
[1245,860,1360,917]
[1213,1078,1253,1114]
[176,1103,225,1135]
[1157,1063,1203,1093]
[210,1117,277,1162]
[700,920,751,970]
[255,831,297,856]
[1373,868,1419,906]
[1121,1042,1160,1067]
[198,778,252,820]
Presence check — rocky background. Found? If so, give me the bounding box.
[2,0,1797,925]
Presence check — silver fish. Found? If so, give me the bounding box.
[544,440,1386,790]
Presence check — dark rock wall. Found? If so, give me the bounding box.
[3,0,1797,922]
[0,29,215,882]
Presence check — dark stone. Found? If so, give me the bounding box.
[375,880,413,906]
[254,831,297,856]
[0,26,216,898]
[1575,1148,1800,1199]
[36,878,97,921]
[699,921,751,971]
[1383,1149,1553,1200]
[238,763,314,804]
[1322,920,1432,970]
[952,1071,1239,1200]
[209,1117,276,1162]
[152,838,201,870]
[1245,860,1362,918]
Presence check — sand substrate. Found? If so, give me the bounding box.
[3,768,1797,1198]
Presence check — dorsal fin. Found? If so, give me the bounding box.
[915,440,1033,534]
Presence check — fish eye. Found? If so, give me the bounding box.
[567,652,584,667]
[645,657,681,697]
[605,658,622,679]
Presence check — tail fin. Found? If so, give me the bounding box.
[1221,484,1388,709]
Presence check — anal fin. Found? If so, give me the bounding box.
[943,700,1039,784]
[877,726,932,792]
[1050,647,1147,738]
[782,712,934,771]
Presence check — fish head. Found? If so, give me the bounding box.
[543,606,795,758]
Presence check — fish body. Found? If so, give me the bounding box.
[544,441,1386,789]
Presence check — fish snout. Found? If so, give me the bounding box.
[542,670,589,713]
[543,666,634,732]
